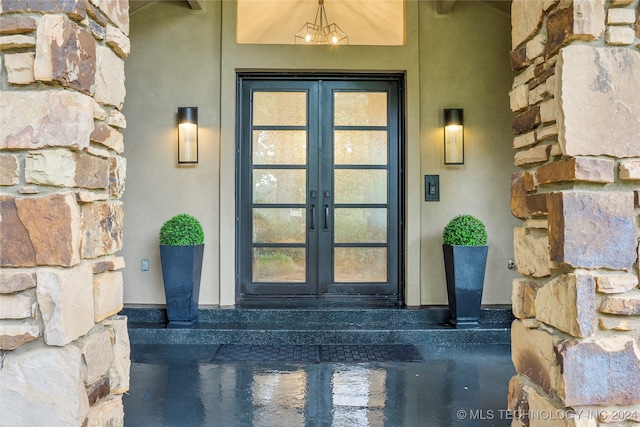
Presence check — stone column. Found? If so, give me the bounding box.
[509,0,640,425]
[0,1,130,425]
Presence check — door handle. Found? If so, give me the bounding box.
[309,190,317,232]
[324,205,329,232]
[323,190,330,232]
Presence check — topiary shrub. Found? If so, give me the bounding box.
[443,214,487,246]
[159,214,204,246]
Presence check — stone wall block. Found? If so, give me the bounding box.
[510,47,530,71]
[0,270,36,294]
[514,227,552,277]
[512,278,538,318]
[0,154,19,185]
[636,2,640,40]
[536,124,558,141]
[557,337,640,406]
[36,264,94,346]
[75,152,109,189]
[535,273,596,337]
[599,291,640,315]
[5,52,35,85]
[526,34,547,60]
[0,318,42,350]
[93,271,123,323]
[81,201,124,259]
[109,155,126,198]
[105,25,130,58]
[0,16,38,35]
[536,157,615,185]
[511,320,563,398]
[0,90,94,150]
[107,110,127,129]
[77,327,114,385]
[85,395,124,427]
[514,144,550,166]
[619,160,640,180]
[1,0,88,20]
[90,123,124,153]
[94,45,125,109]
[548,191,637,270]
[511,172,529,219]
[607,8,637,25]
[510,85,530,112]
[539,99,556,123]
[573,0,606,39]
[0,34,36,49]
[511,0,556,49]
[513,131,536,149]
[34,14,96,94]
[89,0,129,35]
[526,193,548,216]
[25,149,76,187]
[599,316,634,331]
[512,105,541,135]
[0,195,37,267]
[86,376,110,406]
[596,275,639,294]
[92,256,125,274]
[557,46,640,158]
[103,315,130,394]
[0,288,37,320]
[0,341,89,426]
[605,26,636,45]
[15,192,81,267]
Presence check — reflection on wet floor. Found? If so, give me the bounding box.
[125,344,514,426]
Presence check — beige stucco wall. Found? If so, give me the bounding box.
[122,0,518,307]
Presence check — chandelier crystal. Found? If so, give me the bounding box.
[295,0,348,45]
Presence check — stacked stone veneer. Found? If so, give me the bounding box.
[0,1,130,425]
[509,0,640,425]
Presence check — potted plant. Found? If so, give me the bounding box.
[159,213,204,327]
[442,214,488,328]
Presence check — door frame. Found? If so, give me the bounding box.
[235,72,406,306]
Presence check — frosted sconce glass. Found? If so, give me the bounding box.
[444,108,464,165]
[178,107,198,164]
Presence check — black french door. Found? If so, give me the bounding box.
[237,75,403,302]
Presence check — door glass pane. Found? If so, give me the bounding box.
[253,248,306,282]
[253,208,306,243]
[253,170,306,204]
[253,130,307,165]
[334,208,387,243]
[334,170,387,204]
[334,248,387,283]
[253,92,307,126]
[334,92,387,126]
[334,131,387,165]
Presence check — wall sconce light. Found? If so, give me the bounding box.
[178,107,198,164]
[444,108,464,165]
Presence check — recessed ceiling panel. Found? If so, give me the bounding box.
[237,0,405,45]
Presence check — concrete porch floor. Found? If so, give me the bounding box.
[123,343,515,426]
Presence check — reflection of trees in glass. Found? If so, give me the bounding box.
[334,248,387,282]
[334,170,387,204]
[253,209,306,243]
[253,170,306,204]
[334,131,387,165]
[334,92,387,126]
[253,130,307,165]
[253,248,305,282]
[253,92,306,126]
[335,209,386,243]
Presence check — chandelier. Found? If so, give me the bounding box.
[295,0,348,45]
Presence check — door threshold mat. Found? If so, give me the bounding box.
[212,344,424,363]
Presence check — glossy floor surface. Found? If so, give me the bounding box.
[124,344,515,426]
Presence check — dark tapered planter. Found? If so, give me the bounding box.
[443,244,488,328]
[159,244,204,328]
